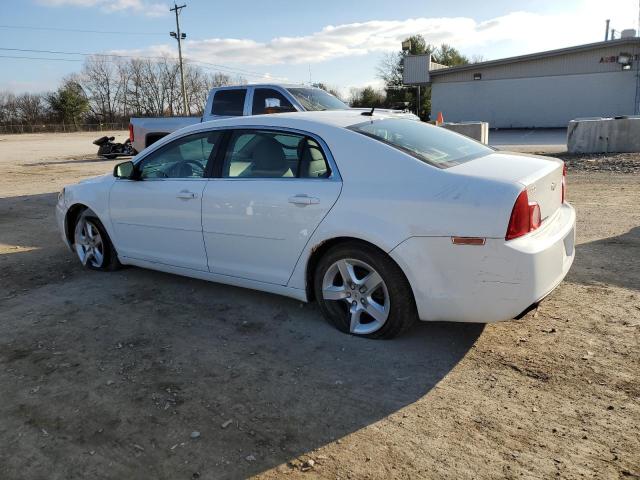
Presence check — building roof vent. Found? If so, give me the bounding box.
[621,29,637,38]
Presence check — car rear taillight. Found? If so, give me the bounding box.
[506,189,541,241]
[129,123,134,143]
[561,163,567,203]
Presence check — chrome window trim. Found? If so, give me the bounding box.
[130,130,218,181]
[116,177,209,183]
[130,124,341,182]
[220,126,339,182]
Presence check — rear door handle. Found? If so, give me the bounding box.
[288,194,320,205]
[176,190,198,200]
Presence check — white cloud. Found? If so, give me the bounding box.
[112,0,637,68]
[38,0,167,16]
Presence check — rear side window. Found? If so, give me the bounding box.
[222,130,330,179]
[212,89,246,116]
[348,118,492,168]
[252,88,295,115]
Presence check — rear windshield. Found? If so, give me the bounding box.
[348,118,492,168]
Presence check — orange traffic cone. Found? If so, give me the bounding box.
[436,111,444,126]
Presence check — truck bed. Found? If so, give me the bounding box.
[130,116,200,153]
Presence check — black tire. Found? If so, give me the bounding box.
[103,154,117,160]
[73,210,121,271]
[313,241,417,339]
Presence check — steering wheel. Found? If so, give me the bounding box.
[182,159,205,177]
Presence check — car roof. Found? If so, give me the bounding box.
[194,110,397,132]
[213,83,317,90]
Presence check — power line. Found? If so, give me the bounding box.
[0,53,260,81]
[0,47,174,61]
[0,49,294,82]
[188,58,291,81]
[0,54,82,62]
[0,47,295,82]
[0,24,165,36]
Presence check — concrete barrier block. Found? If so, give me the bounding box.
[441,122,489,144]
[567,117,640,153]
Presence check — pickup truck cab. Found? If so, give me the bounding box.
[129,84,417,153]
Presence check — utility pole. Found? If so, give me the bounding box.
[170,3,188,115]
[605,19,610,41]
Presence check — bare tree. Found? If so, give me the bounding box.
[0,57,248,131]
[82,56,122,122]
[16,93,48,124]
[0,91,18,124]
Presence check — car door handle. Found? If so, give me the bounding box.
[288,195,320,205]
[176,190,198,200]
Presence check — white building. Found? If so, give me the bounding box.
[430,37,640,128]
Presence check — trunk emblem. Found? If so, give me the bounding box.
[550,182,557,191]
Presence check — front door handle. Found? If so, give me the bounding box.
[288,194,320,205]
[176,190,198,200]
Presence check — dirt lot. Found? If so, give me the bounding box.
[0,132,638,480]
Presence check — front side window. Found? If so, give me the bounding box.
[139,131,222,179]
[252,88,295,115]
[287,88,349,111]
[212,89,246,116]
[222,130,330,179]
[348,118,492,168]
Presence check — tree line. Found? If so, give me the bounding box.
[1,36,473,131]
[0,56,245,132]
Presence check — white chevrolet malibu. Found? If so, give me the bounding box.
[56,111,575,339]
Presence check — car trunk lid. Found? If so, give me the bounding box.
[450,151,564,223]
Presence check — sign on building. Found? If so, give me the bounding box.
[402,54,431,85]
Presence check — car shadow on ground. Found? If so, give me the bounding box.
[0,191,484,479]
[569,226,640,291]
[0,192,80,295]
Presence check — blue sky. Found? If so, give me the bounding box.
[0,0,637,95]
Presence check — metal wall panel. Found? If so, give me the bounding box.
[403,54,431,85]
[431,71,637,128]
[432,43,640,83]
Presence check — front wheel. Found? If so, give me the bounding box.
[314,242,417,339]
[73,211,120,271]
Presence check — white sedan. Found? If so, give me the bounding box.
[56,111,575,339]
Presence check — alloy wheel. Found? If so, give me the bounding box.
[321,258,390,335]
[74,218,105,268]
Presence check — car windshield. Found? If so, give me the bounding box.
[348,118,492,169]
[288,88,349,111]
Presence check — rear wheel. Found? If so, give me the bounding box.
[314,242,417,339]
[73,211,120,271]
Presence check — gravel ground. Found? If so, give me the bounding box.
[541,152,640,175]
[0,133,638,479]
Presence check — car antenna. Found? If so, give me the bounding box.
[361,107,375,117]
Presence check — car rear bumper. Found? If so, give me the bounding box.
[390,203,576,323]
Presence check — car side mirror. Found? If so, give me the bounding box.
[114,161,137,180]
